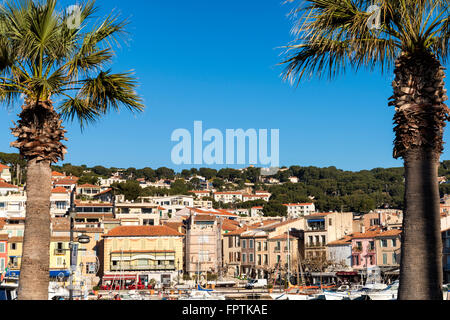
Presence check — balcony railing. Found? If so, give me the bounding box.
[111,265,176,271]
[54,249,65,256]
[306,243,325,248]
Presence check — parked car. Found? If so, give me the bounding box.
[246,279,268,289]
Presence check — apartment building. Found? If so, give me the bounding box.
[375,229,402,271]
[185,214,222,278]
[283,203,316,218]
[213,192,243,204]
[102,225,184,287]
[304,212,354,260]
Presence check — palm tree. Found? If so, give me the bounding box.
[280,0,449,300]
[0,0,144,300]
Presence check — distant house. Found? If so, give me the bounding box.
[213,192,243,204]
[0,164,11,183]
[0,181,19,196]
[77,184,102,198]
[283,203,315,218]
[53,177,78,191]
[327,236,353,269]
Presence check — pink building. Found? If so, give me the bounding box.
[185,214,222,278]
[351,229,382,270]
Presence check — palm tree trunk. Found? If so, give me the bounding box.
[17,159,52,300]
[391,52,448,300]
[398,149,443,300]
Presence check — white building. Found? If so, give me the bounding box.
[250,206,264,218]
[0,164,12,183]
[283,203,316,218]
[0,181,19,196]
[213,192,243,204]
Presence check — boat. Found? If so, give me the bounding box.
[178,285,226,300]
[367,281,399,301]
[0,282,18,301]
[323,285,365,300]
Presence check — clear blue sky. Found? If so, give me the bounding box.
[0,0,448,172]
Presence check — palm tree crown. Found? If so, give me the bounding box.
[0,0,144,129]
[281,0,450,82]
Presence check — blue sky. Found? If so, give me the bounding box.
[0,0,448,172]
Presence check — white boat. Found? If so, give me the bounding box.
[367,281,399,301]
[179,289,226,300]
[323,285,365,300]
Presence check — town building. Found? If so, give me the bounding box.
[283,203,316,218]
[185,214,222,278]
[0,164,12,183]
[374,229,402,272]
[101,225,184,287]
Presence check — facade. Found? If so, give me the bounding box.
[213,192,243,204]
[351,229,380,271]
[0,164,11,183]
[374,229,402,271]
[185,214,222,278]
[102,225,184,287]
[268,233,299,278]
[327,236,353,270]
[304,212,354,260]
[0,234,7,275]
[283,203,316,218]
[77,184,102,198]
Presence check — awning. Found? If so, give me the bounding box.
[102,274,137,281]
[5,270,70,278]
[49,270,70,278]
[308,219,325,223]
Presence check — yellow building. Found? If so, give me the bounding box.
[6,237,75,282]
[102,225,184,287]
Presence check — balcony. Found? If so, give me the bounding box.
[54,249,66,256]
[306,243,325,248]
[111,265,176,272]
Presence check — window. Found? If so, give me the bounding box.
[0,243,5,253]
[264,254,268,265]
[393,253,398,264]
[242,240,246,249]
[0,258,5,271]
[86,262,96,274]
[199,251,209,262]
[263,241,267,251]
[369,241,375,251]
[229,237,233,248]
[257,242,261,251]
[257,255,261,265]
[321,235,326,245]
[329,219,333,226]
[381,240,388,248]
[242,254,246,263]
[249,240,254,249]
[56,201,66,209]
[392,239,397,247]
[10,243,17,251]
[353,255,360,265]
[249,254,254,263]
[383,254,388,265]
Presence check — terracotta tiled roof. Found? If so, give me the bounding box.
[52,187,69,193]
[351,228,383,239]
[0,181,18,189]
[163,222,184,233]
[375,229,402,238]
[52,171,65,176]
[104,225,184,237]
[9,237,23,243]
[224,226,248,236]
[194,215,216,222]
[78,184,100,188]
[94,188,113,197]
[269,232,296,240]
[221,219,239,232]
[0,234,9,241]
[327,236,353,246]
